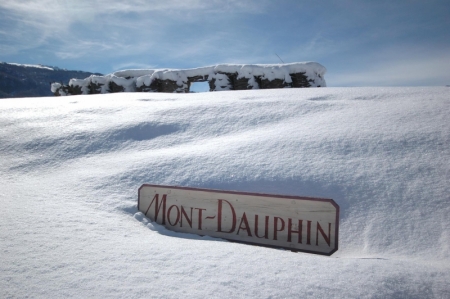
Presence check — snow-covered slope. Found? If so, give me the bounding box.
[1,87,449,298]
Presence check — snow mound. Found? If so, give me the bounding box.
[0,87,448,298]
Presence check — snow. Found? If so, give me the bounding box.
[4,62,54,71]
[54,62,326,94]
[50,82,62,93]
[1,87,449,298]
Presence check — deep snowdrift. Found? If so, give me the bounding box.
[1,87,449,298]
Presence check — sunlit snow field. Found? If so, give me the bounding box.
[1,87,449,298]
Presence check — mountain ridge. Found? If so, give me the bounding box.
[0,62,102,98]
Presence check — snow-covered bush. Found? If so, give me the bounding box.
[51,62,327,96]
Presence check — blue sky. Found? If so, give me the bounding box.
[1,0,449,87]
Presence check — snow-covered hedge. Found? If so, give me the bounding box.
[51,62,326,96]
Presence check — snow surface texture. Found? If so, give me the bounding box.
[1,87,449,298]
[51,62,326,95]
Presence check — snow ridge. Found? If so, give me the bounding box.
[4,62,55,71]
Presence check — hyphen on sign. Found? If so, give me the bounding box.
[138,184,339,255]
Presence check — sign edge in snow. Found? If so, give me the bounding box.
[138,184,339,256]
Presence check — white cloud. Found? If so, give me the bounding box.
[112,62,157,71]
[0,0,267,28]
[54,40,117,59]
[0,0,269,55]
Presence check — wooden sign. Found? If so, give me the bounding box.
[138,184,339,255]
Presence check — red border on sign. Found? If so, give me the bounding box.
[138,184,339,256]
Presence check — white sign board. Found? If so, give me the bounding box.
[138,184,339,255]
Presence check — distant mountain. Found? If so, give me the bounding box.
[0,62,102,98]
